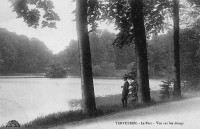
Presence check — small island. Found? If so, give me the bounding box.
[45,65,68,78]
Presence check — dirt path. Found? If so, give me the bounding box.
[51,96,200,129]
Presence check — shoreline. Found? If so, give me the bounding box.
[0,74,164,80]
[69,90,161,108]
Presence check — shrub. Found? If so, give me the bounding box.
[92,65,101,76]
[159,79,173,100]
[100,62,116,76]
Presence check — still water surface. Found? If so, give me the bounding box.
[0,77,162,125]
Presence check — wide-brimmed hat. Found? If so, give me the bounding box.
[122,74,128,79]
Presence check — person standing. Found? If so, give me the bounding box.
[121,76,130,108]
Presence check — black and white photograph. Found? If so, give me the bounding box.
[0,0,200,129]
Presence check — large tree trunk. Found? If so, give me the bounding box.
[130,0,151,103]
[173,0,181,98]
[76,0,96,115]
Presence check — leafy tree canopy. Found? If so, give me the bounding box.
[98,0,172,48]
[9,0,60,28]
[72,0,101,32]
[0,28,52,73]
[187,0,200,7]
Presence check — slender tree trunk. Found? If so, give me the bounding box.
[76,0,96,115]
[173,0,181,98]
[168,39,174,75]
[130,0,151,103]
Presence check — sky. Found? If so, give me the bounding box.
[0,0,116,53]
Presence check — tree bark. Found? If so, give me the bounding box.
[168,38,174,74]
[130,0,151,103]
[76,0,96,115]
[173,0,181,98]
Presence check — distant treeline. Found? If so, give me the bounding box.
[0,28,52,74]
[1,28,200,83]
[54,30,136,76]
[54,28,200,84]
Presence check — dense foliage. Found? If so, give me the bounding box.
[1,27,200,86]
[179,28,200,89]
[159,79,173,100]
[148,31,173,77]
[54,30,136,76]
[148,28,200,89]
[0,28,52,74]
[46,64,67,78]
[98,0,172,48]
[9,0,60,28]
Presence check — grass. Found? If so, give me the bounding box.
[23,110,89,129]
[17,102,158,129]
[1,90,196,129]
[1,91,158,129]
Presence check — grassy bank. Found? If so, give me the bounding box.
[2,91,159,129]
[21,103,157,129]
[1,90,197,129]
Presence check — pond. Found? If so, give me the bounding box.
[0,77,162,125]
